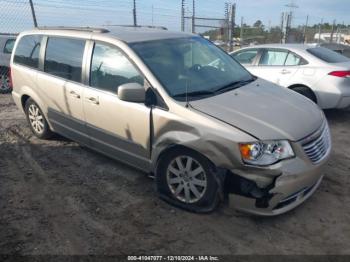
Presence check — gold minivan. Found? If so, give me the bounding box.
[11,27,331,215]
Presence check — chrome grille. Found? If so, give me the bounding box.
[302,123,331,164]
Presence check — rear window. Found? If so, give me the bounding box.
[307,47,350,63]
[44,37,85,82]
[13,35,42,68]
[3,39,15,54]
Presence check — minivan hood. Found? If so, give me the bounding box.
[190,78,324,141]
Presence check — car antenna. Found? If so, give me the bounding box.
[185,79,189,108]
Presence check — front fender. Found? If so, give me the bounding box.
[150,108,247,172]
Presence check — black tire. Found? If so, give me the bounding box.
[24,98,53,139]
[156,148,220,213]
[292,86,317,104]
[0,72,12,94]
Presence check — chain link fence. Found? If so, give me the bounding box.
[1,1,350,91]
[1,1,350,50]
[0,0,34,34]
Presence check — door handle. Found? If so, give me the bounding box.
[87,97,99,105]
[69,90,81,99]
[281,69,291,74]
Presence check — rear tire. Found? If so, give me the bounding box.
[156,148,220,213]
[25,98,53,139]
[291,86,317,104]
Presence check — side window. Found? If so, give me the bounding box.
[232,49,258,65]
[3,39,16,54]
[13,35,42,68]
[259,50,288,66]
[285,52,302,66]
[44,37,85,82]
[90,43,144,93]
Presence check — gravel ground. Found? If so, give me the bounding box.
[0,93,349,255]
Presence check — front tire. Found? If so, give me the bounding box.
[156,148,220,213]
[25,98,53,139]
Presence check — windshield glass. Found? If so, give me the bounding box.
[307,47,350,63]
[130,36,254,100]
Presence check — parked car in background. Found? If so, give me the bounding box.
[231,44,350,109]
[0,34,16,93]
[11,27,330,215]
[321,43,350,58]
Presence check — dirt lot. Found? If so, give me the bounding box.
[0,93,349,255]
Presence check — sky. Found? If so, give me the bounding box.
[0,0,350,33]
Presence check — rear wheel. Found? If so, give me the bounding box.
[291,86,317,104]
[156,148,220,213]
[0,72,11,94]
[25,99,53,139]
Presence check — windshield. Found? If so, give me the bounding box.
[130,36,254,100]
[307,47,350,63]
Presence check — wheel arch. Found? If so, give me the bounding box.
[21,94,30,110]
[288,84,318,104]
[154,144,216,173]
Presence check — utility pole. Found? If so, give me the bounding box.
[29,0,38,27]
[240,17,244,46]
[280,12,285,43]
[191,0,195,33]
[318,18,323,44]
[133,0,137,27]
[282,12,291,44]
[152,5,154,26]
[285,0,299,28]
[181,0,185,32]
[303,15,309,43]
[286,13,292,43]
[228,3,235,52]
[330,19,336,43]
[224,2,230,42]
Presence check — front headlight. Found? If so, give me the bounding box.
[239,140,294,166]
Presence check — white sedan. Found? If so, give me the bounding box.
[230,44,350,109]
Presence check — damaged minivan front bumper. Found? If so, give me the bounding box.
[227,124,331,216]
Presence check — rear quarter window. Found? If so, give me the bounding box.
[13,35,42,68]
[307,47,350,63]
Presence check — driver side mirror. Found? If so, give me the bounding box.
[117,83,145,103]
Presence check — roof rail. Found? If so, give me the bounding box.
[36,26,109,33]
[0,33,18,36]
[105,25,168,30]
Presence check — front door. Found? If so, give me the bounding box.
[83,42,151,170]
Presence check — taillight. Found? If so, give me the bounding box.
[8,67,13,88]
[328,71,350,78]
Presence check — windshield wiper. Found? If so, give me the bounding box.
[213,77,256,94]
[172,90,215,98]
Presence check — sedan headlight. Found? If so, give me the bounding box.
[239,140,294,166]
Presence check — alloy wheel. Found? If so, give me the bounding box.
[166,156,207,204]
[28,104,45,134]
